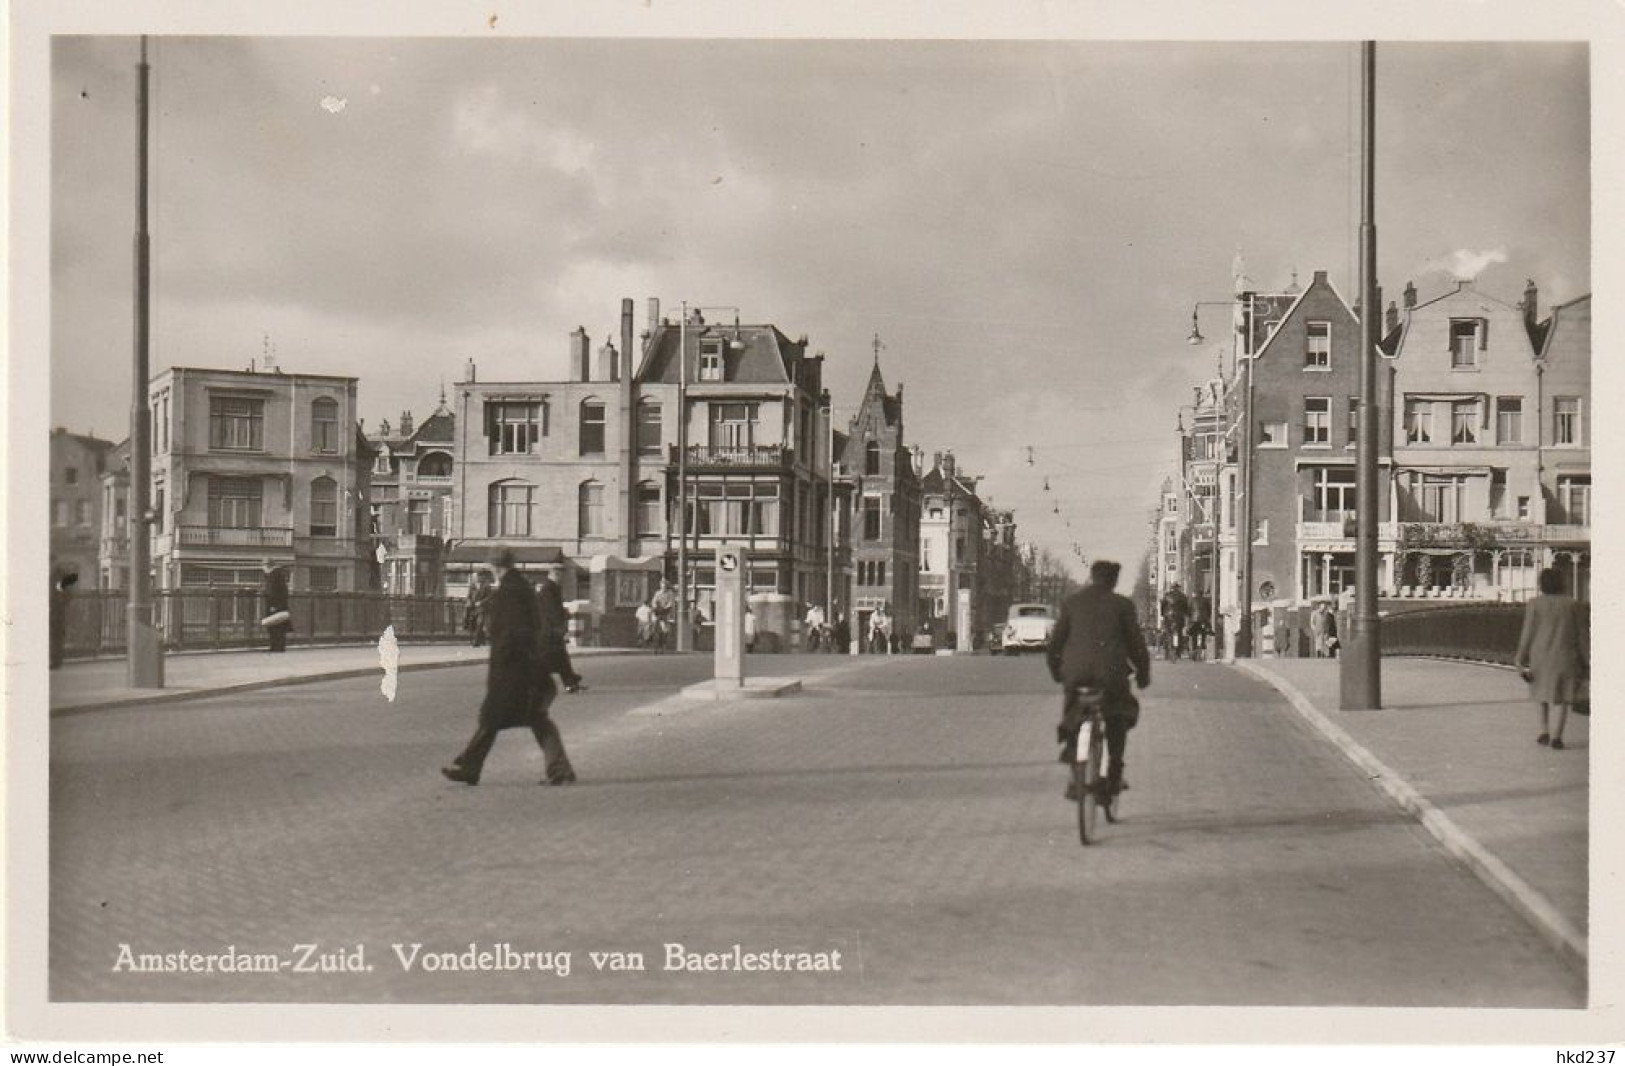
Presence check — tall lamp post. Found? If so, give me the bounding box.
[1188,297,1257,658]
[673,302,741,653]
[1342,40,1383,709]
[127,36,163,688]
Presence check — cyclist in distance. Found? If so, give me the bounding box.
[1047,559,1152,800]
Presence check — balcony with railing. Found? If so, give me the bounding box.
[1296,518,1400,542]
[671,443,793,469]
[177,525,294,548]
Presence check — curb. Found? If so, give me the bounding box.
[1233,659,1587,974]
[51,649,652,717]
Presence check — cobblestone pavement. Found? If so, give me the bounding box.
[48,653,1583,1007]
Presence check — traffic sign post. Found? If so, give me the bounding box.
[714,546,746,686]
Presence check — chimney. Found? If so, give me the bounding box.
[1520,278,1539,333]
[1385,301,1399,334]
[932,450,943,472]
[1312,269,1328,286]
[399,410,414,438]
[646,298,660,333]
[1403,280,1417,309]
[570,327,591,382]
[464,357,478,383]
[597,340,619,382]
[942,449,957,480]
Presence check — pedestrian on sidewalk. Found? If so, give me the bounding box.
[259,559,291,653]
[442,549,575,786]
[49,568,78,669]
[535,563,586,693]
[464,570,494,647]
[1516,567,1589,751]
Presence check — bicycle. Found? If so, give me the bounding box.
[1066,687,1120,845]
[649,614,673,653]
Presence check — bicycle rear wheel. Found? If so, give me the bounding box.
[1076,718,1102,845]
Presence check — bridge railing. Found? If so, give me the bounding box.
[59,589,467,660]
[1377,603,1536,666]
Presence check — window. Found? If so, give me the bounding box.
[865,441,881,475]
[636,482,661,537]
[1303,398,1331,446]
[311,397,339,454]
[309,477,338,537]
[161,395,169,452]
[1417,474,1467,523]
[1557,475,1591,526]
[1347,397,1359,447]
[486,401,544,456]
[1554,397,1581,446]
[637,400,662,457]
[488,481,534,537]
[76,500,91,526]
[579,401,606,456]
[374,447,392,474]
[1259,421,1288,447]
[1451,401,1479,445]
[418,452,452,477]
[690,480,778,537]
[209,396,265,451]
[709,403,759,448]
[1449,319,1481,368]
[208,477,263,528]
[1305,322,1330,368]
[406,498,431,535]
[1309,467,1357,521]
[153,488,164,532]
[1404,399,1433,444]
[115,497,127,530]
[1490,469,1507,517]
[1517,496,1531,521]
[308,566,339,592]
[863,496,882,540]
[877,561,887,586]
[1496,398,1523,444]
[699,338,725,382]
[578,481,604,536]
[64,466,78,486]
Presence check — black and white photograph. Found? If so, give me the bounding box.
[8,0,1624,1055]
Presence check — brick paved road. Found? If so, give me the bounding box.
[48,653,1583,1006]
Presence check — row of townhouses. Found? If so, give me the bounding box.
[55,300,1028,649]
[1153,271,1591,644]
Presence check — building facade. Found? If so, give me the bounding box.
[1389,279,1588,600]
[366,400,457,595]
[144,365,370,595]
[449,302,841,645]
[50,428,117,583]
[840,359,921,647]
[918,450,994,650]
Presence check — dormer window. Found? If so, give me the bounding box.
[699,338,725,382]
[1450,319,1484,368]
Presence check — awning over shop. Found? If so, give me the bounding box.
[446,543,566,565]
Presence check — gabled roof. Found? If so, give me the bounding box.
[855,361,902,429]
[635,321,805,386]
[1251,272,1354,363]
[50,427,119,454]
[1537,292,1591,362]
[1388,280,1536,361]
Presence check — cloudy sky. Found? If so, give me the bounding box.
[49,36,1590,572]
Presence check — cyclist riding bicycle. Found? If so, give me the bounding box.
[650,579,678,650]
[1160,582,1191,660]
[1047,559,1151,801]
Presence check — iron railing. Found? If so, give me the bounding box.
[59,589,466,660]
[1378,602,1548,666]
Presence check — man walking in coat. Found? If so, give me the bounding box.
[535,563,586,693]
[1047,559,1151,799]
[260,559,291,653]
[442,549,576,786]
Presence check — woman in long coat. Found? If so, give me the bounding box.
[441,551,575,785]
[1516,567,1589,750]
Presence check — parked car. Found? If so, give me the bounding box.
[1000,602,1056,654]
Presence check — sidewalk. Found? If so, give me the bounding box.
[48,642,636,715]
[1238,655,1588,970]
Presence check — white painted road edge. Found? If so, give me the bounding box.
[1233,659,1587,973]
